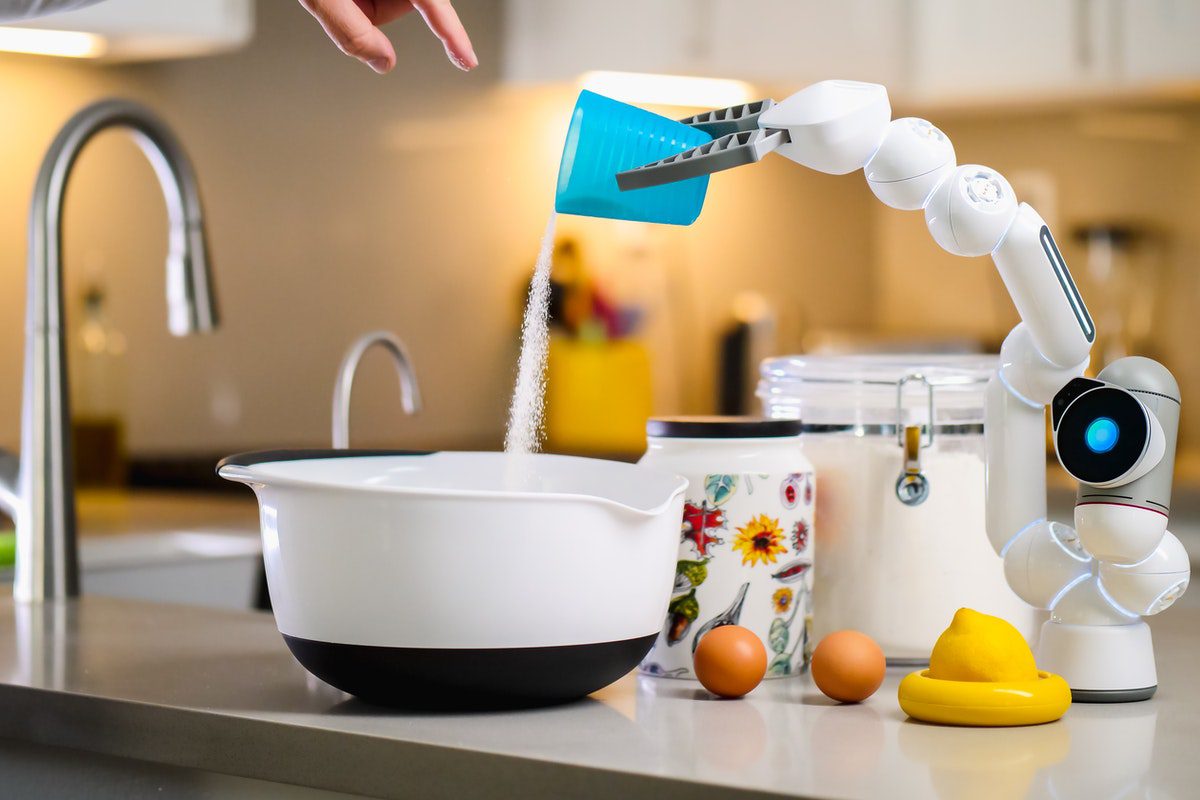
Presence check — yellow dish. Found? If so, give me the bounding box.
[898,670,1071,727]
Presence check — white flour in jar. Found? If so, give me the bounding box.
[805,435,1037,662]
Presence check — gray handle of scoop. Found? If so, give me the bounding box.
[616,127,790,191]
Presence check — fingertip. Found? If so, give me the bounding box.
[367,56,393,74]
[414,1,477,72]
[445,41,478,71]
[460,39,478,69]
[447,51,475,71]
[364,39,397,73]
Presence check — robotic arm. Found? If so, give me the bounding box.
[618,80,1187,701]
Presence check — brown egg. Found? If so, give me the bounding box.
[811,630,886,703]
[694,625,768,698]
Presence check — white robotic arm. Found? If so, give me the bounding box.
[618,80,1186,701]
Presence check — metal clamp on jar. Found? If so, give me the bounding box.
[758,354,1038,664]
[894,374,934,507]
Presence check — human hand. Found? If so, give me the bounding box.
[298,0,477,75]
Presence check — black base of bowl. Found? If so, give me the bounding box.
[282,633,657,710]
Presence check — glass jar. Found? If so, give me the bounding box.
[757,355,1038,663]
[638,417,814,679]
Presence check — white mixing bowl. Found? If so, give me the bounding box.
[218,450,687,707]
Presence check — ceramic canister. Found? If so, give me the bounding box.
[638,417,814,679]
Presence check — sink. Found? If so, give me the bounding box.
[0,489,263,611]
[1,530,262,611]
[81,531,262,610]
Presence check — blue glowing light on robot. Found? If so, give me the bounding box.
[1085,417,1119,454]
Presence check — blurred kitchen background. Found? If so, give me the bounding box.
[0,1,1197,603]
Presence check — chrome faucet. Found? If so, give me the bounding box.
[332,331,421,449]
[0,99,219,603]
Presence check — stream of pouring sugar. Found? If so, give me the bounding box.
[504,211,557,456]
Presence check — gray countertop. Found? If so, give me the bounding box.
[0,595,1198,798]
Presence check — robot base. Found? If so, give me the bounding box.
[1037,620,1157,703]
[1071,685,1156,703]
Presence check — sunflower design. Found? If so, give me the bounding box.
[732,514,787,567]
[772,587,794,614]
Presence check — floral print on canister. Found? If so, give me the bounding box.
[732,514,787,567]
[773,587,794,614]
[641,468,815,680]
[681,501,726,557]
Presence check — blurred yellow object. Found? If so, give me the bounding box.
[545,336,652,455]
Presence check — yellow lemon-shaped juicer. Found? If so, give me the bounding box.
[899,608,1071,727]
[898,670,1071,727]
[929,608,1037,682]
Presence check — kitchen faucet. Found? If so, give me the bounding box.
[331,331,422,449]
[0,99,218,603]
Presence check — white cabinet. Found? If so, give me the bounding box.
[907,0,1115,102]
[705,0,907,86]
[907,0,1200,103]
[502,0,1200,104]
[1116,0,1200,86]
[502,0,905,87]
[5,0,253,62]
[503,0,705,82]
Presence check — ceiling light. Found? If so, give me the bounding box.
[580,71,753,109]
[0,26,106,58]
